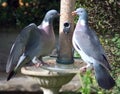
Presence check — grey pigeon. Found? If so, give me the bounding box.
[72,8,115,89]
[6,9,59,81]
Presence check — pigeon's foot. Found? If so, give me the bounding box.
[32,57,49,67]
[79,64,93,73]
[34,63,42,67]
[34,61,49,67]
[40,61,49,66]
[79,66,87,73]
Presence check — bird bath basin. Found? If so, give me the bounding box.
[21,57,84,94]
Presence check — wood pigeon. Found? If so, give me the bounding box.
[6,9,59,81]
[72,8,115,90]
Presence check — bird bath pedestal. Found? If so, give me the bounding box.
[21,66,74,94]
[21,57,83,94]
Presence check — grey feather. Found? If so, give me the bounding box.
[93,63,115,89]
[72,8,115,89]
[6,10,59,80]
[6,24,37,73]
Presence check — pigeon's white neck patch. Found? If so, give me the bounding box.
[42,21,49,28]
[80,19,86,26]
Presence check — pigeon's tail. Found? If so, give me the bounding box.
[93,63,115,90]
[7,70,16,81]
[7,56,30,81]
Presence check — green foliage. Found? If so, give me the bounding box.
[76,67,120,94]
[75,0,120,35]
[77,70,92,94]
[60,92,81,94]
[111,34,120,56]
[74,50,81,59]
[0,0,60,27]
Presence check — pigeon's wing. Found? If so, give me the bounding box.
[90,29,111,69]
[74,28,111,70]
[90,29,105,54]
[6,23,39,73]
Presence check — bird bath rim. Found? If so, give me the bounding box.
[20,57,84,94]
[21,57,85,76]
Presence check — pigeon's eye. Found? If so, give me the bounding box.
[80,11,83,13]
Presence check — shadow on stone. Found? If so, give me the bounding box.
[0,91,43,94]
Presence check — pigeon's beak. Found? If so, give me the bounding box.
[58,13,61,16]
[71,11,77,16]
